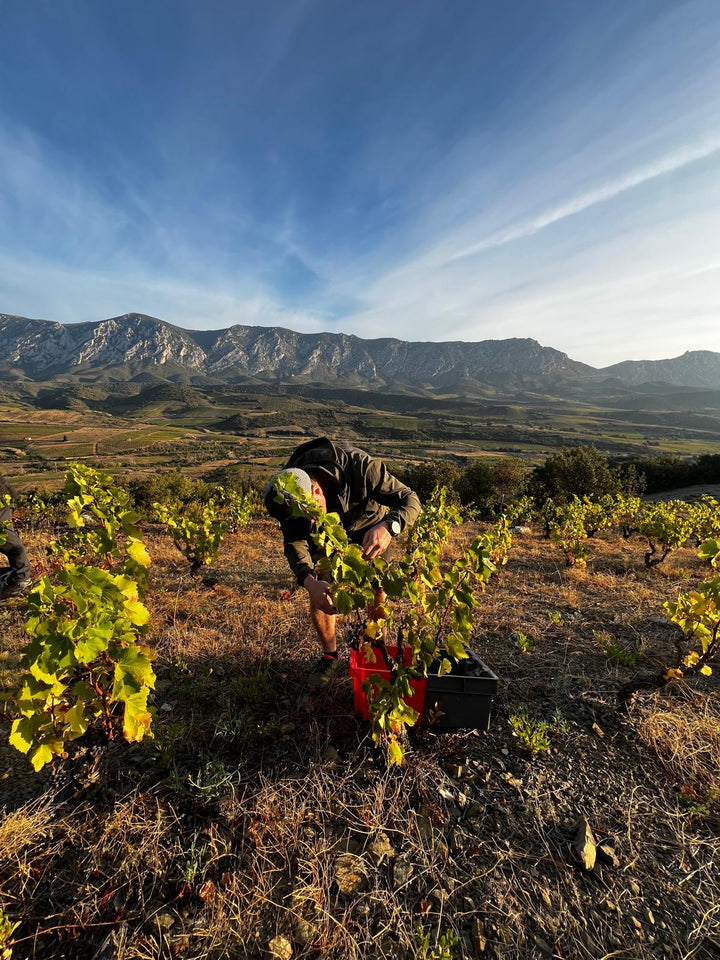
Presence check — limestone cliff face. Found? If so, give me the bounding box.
[0,312,592,385]
[0,313,205,376]
[1,311,716,390]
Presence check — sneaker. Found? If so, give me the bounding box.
[306,654,340,694]
[0,576,32,600]
[297,654,341,710]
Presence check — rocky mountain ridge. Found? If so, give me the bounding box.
[0,312,717,391]
[603,351,720,389]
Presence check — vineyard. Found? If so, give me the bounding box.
[0,468,719,959]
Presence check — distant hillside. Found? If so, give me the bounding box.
[602,351,720,389]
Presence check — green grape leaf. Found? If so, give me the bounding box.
[122,599,151,626]
[437,658,452,678]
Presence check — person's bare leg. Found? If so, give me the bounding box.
[310,605,337,653]
[302,601,340,706]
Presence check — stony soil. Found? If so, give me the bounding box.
[0,520,718,959]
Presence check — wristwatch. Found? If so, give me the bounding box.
[386,518,401,537]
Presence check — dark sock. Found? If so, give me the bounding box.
[323,651,338,660]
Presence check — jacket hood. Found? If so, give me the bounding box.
[286,437,344,487]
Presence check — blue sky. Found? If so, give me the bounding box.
[1,0,719,366]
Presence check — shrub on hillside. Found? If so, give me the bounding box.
[529,445,618,503]
[620,454,692,494]
[126,472,210,511]
[457,459,494,509]
[491,456,528,507]
[616,453,720,494]
[400,460,463,504]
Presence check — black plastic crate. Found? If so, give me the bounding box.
[422,650,498,730]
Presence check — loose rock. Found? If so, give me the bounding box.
[597,843,619,868]
[369,831,394,864]
[392,858,414,890]
[334,854,367,895]
[268,935,293,959]
[471,917,487,954]
[571,818,597,871]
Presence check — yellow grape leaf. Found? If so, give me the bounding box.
[9,718,32,754]
[361,642,377,664]
[30,744,54,771]
[664,668,684,681]
[127,538,151,569]
[387,736,405,766]
[115,575,139,600]
[65,702,89,736]
[700,665,713,676]
[364,619,385,641]
[124,709,153,743]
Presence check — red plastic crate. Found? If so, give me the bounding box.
[349,644,426,720]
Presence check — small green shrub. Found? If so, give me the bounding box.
[0,908,19,960]
[509,706,551,756]
[594,630,638,666]
[153,499,228,575]
[416,926,460,960]
[231,662,274,704]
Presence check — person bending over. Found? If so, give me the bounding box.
[264,437,421,700]
[0,472,32,600]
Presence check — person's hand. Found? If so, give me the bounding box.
[303,575,337,614]
[362,522,392,560]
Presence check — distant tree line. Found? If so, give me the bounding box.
[613,453,720,494]
[14,447,720,522]
[398,448,720,513]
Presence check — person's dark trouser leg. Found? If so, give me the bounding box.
[0,506,31,581]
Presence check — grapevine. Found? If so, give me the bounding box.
[581,496,611,538]
[548,497,589,567]
[217,486,259,533]
[610,493,642,539]
[619,538,720,702]
[153,499,228,575]
[689,496,720,548]
[270,477,502,764]
[9,464,154,771]
[638,500,692,568]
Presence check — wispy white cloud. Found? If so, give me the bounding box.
[3,0,720,369]
[0,251,328,335]
[679,262,720,280]
[444,136,720,264]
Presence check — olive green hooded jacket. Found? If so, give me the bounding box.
[278,437,421,585]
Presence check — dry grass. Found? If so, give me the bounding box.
[634,689,720,794]
[0,797,55,862]
[1,520,720,959]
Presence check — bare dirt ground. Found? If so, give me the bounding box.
[1,520,719,959]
